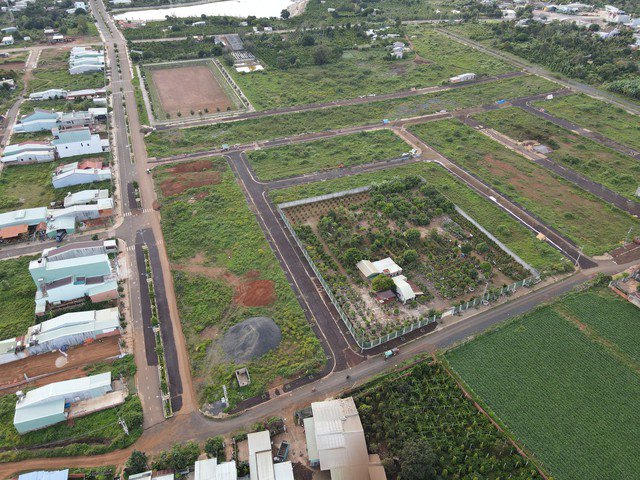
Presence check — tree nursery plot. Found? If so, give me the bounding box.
[446,292,640,480]
[474,107,640,200]
[271,162,569,275]
[353,361,538,479]
[246,130,409,180]
[283,176,528,341]
[533,94,640,151]
[410,119,640,256]
[144,74,555,158]
[153,159,324,408]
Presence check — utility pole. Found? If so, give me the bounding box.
[118,416,129,435]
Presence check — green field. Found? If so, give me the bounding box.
[28,49,104,94]
[474,107,640,200]
[154,158,325,408]
[353,362,536,479]
[247,130,408,180]
[447,286,640,480]
[271,162,569,275]
[0,157,112,213]
[145,75,556,158]
[410,119,639,256]
[533,94,640,151]
[0,256,37,340]
[228,27,513,110]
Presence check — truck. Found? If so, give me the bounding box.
[383,348,400,360]
[274,441,290,463]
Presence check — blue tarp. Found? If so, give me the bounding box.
[19,470,69,480]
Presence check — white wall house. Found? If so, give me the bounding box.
[2,35,14,45]
[51,127,108,159]
[392,275,416,304]
[52,159,112,188]
[13,109,59,133]
[29,89,68,100]
[1,142,55,164]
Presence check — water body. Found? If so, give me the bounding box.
[113,0,298,21]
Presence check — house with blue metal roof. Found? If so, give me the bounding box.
[51,127,108,159]
[13,109,59,133]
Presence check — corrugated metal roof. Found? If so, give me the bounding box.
[303,416,319,461]
[272,462,294,480]
[16,372,111,409]
[52,128,92,145]
[0,224,29,239]
[256,451,275,480]
[64,189,109,207]
[27,308,119,344]
[0,207,48,228]
[18,470,69,480]
[248,431,272,480]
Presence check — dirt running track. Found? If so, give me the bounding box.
[0,335,121,394]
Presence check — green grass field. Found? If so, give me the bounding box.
[0,256,37,339]
[145,74,556,158]
[410,119,640,256]
[533,94,640,151]
[271,161,569,275]
[247,130,408,180]
[154,158,325,408]
[474,107,640,200]
[446,287,640,480]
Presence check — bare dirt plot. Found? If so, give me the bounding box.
[150,65,235,116]
[234,280,276,307]
[159,159,223,197]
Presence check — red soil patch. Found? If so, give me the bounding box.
[160,170,221,197]
[234,280,276,307]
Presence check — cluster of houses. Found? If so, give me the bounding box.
[13,107,107,133]
[69,46,105,75]
[357,257,422,305]
[2,129,109,164]
[29,86,107,104]
[389,41,406,59]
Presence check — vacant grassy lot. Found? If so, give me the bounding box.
[0,256,37,339]
[271,162,568,275]
[447,288,640,480]
[474,107,640,200]
[28,48,104,94]
[0,395,143,463]
[533,94,640,151]
[0,158,111,213]
[228,27,514,110]
[353,362,534,479]
[410,119,639,256]
[247,130,408,180]
[145,74,556,158]
[154,159,325,408]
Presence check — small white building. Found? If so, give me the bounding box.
[247,431,294,480]
[194,458,237,480]
[29,89,68,101]
[356,259,379,279]
[1,142,55,164]
[13,109,59,133]
[2,35,14,45]
[393,275,415,304]
[64,189,110,207]
[52,158,112,188]
[450,72,476,83]
[372,257,402,277]
[51,127,108,159]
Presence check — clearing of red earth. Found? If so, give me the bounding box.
[234,280,276,307]
[150,65,235,116]
[160,170,221,197]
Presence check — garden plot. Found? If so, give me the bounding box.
[143,59,243,120]
[282,176,528,341]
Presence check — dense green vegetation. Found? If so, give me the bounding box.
[353,361,537,479]
[533,94,640,151]
[410,119,640,255]
[474,107,640,200]
[247,130,408,180]
[447,286,640,480]
[145,74,555,157]
[0,256,37,339]
[449,21,640,100]
[130,38,223,63]
[0,395,143,463]
[154,159,324,408]
[272,162,569,274]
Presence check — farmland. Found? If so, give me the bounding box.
[0,256,37,340]
[0,395,143,463]
[410,119,640,256]
[153,159,325,408]
[533,94,640,151]
[145,74,556,158]
[473,107,640,200]
[28,48,104,94]
[272,162,568,275]
[228,26,514,110]
[446,285,640,480]
[353,361,536,479]
[142,60,242,120]
[285,176,528,340]
[247,130,408,181]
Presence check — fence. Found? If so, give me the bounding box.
[277,198,537,350]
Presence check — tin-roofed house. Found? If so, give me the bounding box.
[18,469,70,480]
[63,189,110,207]
[51,127,109,159]
[13,109,59,133]
[194,458,238,480]
[1,142,55,164]
[248,431,294,480]
[52,159,112,188]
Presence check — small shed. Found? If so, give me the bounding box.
[372,257,402,277]
[375,290,395,305]
[356,260,378,279]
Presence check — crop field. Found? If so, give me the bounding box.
[473,107,640,200]
[145,74,556,158]
[153,159,324,408]
[533,94,640,151]
[229,26,514,110]
[284,176,529,340]
[446,286,640,480]
[28,47,104,94]
[247,130,408,181]
[0,159,112,213]
[410,119,640,256]
[0,394,143,463]
[0,256,37,340]
[353,361,537,479]
[143,60,242,119]
[271,162,568,275]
